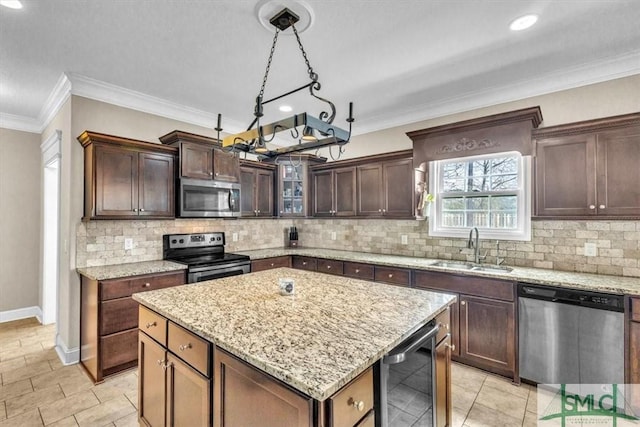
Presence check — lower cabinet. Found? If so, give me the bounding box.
[434,334,452,427]
[628,297,640,414]
[251,256,291,272]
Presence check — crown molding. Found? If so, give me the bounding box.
[0,112,41,133]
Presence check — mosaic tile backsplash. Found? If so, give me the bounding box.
[76,219,640,278]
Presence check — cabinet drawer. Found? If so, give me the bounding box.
[101,297,138,335]
[292,256,317,271]
[168,322,211,378]
[343,262,375,281]
[100,270,185,300]
[631,298,640,322]
[374,266,411,286]
[435,306,451,345]
[251,256,291,272]
[329,367,373,427]
[413,270,515,301]
[101,329,138,370]
[139,305,168,346]
[356,410,375,427]
[317,259,344,275]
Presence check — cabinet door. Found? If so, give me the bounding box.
[139,332,167,427]
[629,322,640,415]
[312,170,334,216]
[167,353,211,427]
[213,149,240,182]
[251,256,291,272]
[240,167,256,217]
[214,347,313,427]
[459,295,515,377]
[356,164,383,216]
[181,142,213,179]
[139,152,174,217]
[334,167,356,216]
[434,335,452,427]
[95,145,138,217]
[535,134,597,216]
[280,163,307,217]
[383,159,413,218]
[596,127,640,216]
[256,169,274,217]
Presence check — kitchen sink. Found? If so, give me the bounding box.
[429,261,475,270]
[471,265,513,273]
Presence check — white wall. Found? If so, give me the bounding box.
[0,128,42,319]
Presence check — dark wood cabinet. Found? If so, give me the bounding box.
[240,161,275,217]
[317,258,344,275]
[138,306,212,427]
[292,256,318,271]
[270,155,327,217]
[78,131,177,220]
[80,270,185,383]
[434,334,452,427]
[311,167,356,217]
[534,113,640,218]
[356,158,413,218]
[628,297,640,415]
[374,266,411,287]
[251,256,291,272]
[159,130,240,183]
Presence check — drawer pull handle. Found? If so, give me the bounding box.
[179,343,192,351]
[348,398,365,412]
[145,321,157,329]
[143,283,150,288]
[445,343,456,351]
[439,322,449,331]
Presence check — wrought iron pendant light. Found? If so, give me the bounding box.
[220,7,354,159]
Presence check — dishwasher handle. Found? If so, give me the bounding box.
[383,323,440,365]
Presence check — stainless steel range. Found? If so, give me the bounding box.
[163,232,251,283]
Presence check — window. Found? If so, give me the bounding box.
[428,152,531,240]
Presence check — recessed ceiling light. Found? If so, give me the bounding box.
[0,0,23,9]
[510,14,538,31]
[279,105,293,112]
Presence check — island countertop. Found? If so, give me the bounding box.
[132,267,456,401]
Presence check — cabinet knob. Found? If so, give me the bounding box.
[348,398,365,412]
[439,322,449,331]
[461,301,466,306]
[209,172,213,176]
[378,209,382,212]
[355,269,360,273]
[589,205,596,210]
[143,283,150,288]
[599,204,605,209]
[140,208,145,212]
[327,265,331,269]
[302,261,307,265]
[382,209,386,213]
[270,263,275,267]
[133,208,138,212]
[445,343,456,351]
[179,343,192,351]
[257,210,261,213]
[215,172,219,176]
[145,321,157,329]
[388,273,393,278]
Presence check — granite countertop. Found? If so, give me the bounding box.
[237,248,640,295]
[133,267,456,401]
[77,260,187,281]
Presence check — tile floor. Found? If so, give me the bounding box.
[0,318,537,427]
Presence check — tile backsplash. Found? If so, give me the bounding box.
[77,218,640,278]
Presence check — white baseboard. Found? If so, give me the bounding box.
[55,333,80,366]
[0,306,43,323]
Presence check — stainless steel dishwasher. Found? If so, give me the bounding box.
[518,282,624,385]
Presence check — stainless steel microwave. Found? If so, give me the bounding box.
[179,178,241,218]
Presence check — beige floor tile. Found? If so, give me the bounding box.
[74,395,136,427]
[452,384,478,413]
[24,348,59,366]
[465,402,524,427]
[0,358,26,375]
[4,385,63,419]
[113,412,138,427]
[39,391,99,425]
[0,408,43,427]
[0,402,5,421]
[522,411,538,427]
[59,373,94,398]
[475,382,527,421]
[526,388,537,414]
[0,342,20,352]
[91,373,137,403]
[0,343,45,362]
[452,408,468,427]
[31,365,85,391]
[124,389,137,410]
[0,379,33,402]
[46,416,79,427]
[1,360,51,385]
[451,363,487,394]
[483,375,530,400]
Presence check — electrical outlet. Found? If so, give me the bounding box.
[401,235,408,245]
[124,238,133,250]
[584,242,597,257]
[331,231,337,240]
[232,232,238,242]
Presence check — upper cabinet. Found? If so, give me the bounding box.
[239,160,276,217]
[268,155,326,217]
[311,167,356,217]
[159,130,240,183]
[78,131,177,220]
[534,113,640,218]
[356,156,414,218]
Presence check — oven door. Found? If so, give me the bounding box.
[187,262,251,283]
[179,178,241,218]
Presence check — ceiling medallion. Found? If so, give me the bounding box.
[255,0,315,34]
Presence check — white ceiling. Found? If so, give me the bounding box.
[1,0,639,135]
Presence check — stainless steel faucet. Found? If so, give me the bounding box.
[496,240,505,266]
[467,227,486,264]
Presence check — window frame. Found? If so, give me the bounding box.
[428,151,531,241]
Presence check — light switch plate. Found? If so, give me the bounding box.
[584,242,597,257]
[401,235,408,245]
[124,238,133,250]
[232,232,238,242]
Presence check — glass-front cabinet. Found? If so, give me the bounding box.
[272,154,326,217]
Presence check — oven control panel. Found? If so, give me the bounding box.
[166,232,225,249]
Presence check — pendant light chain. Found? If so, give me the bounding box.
[290,22,317,81]
[259,28,281,99]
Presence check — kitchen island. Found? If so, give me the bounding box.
[132,267,456,427]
